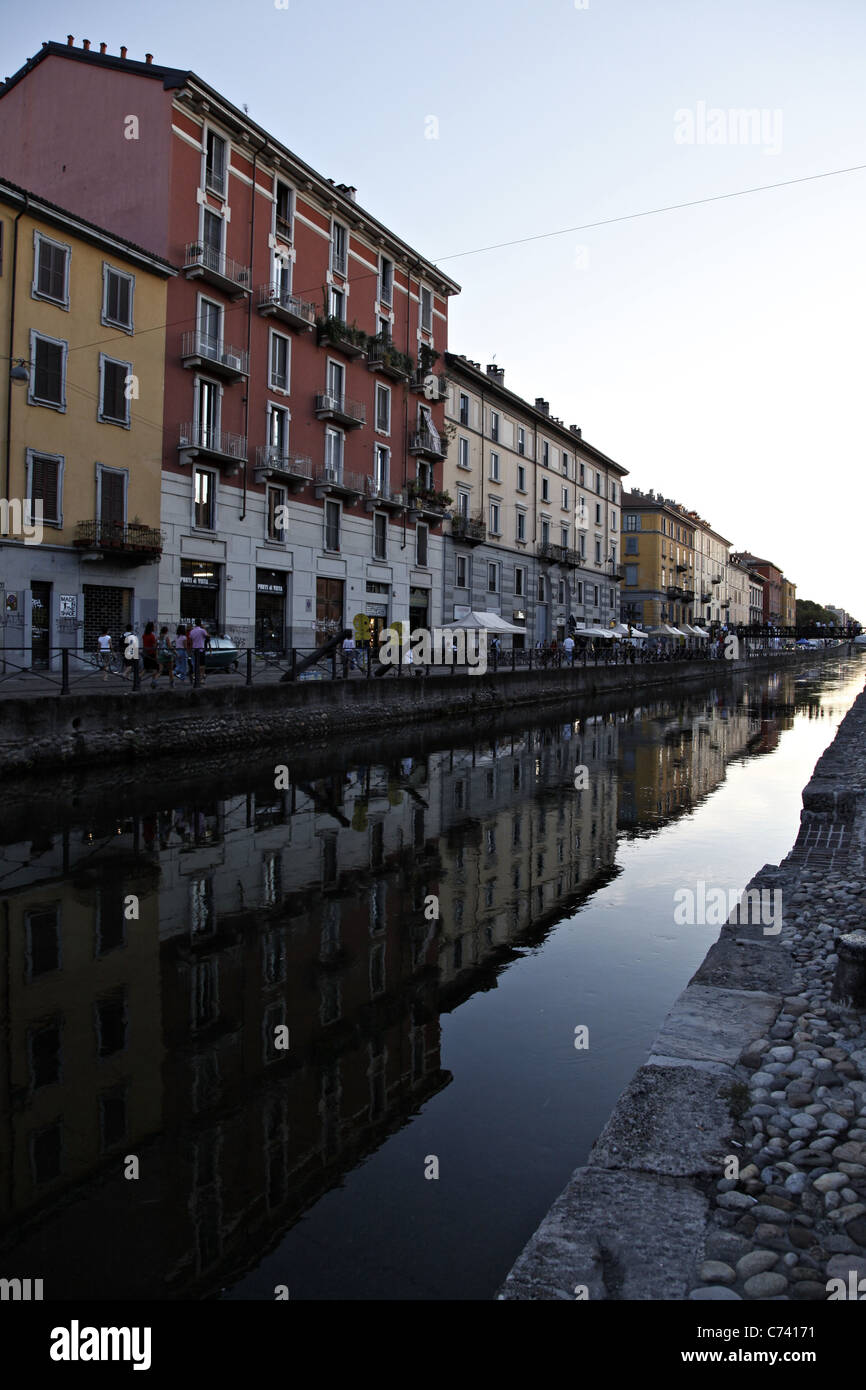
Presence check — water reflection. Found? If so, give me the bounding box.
[0,663,858,1299]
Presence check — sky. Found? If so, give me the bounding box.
[4,0,864,619]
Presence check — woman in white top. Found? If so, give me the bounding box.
[97,628,112,681]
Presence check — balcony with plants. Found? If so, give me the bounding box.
[315,316,368,359]
[366,334,413,382]
[451,514,487,545]
[407,480,451,524]
[73,520,164,564]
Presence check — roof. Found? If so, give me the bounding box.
[444,352,629,475]
[0,177,177,274]
[1,41,459,296]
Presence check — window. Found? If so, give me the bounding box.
[416,523,429,566]
[516,509,526,542]
[595,540,602,564]
[542,441,550,467]
[26,450,63,526]
[558,580,566,603]
[490,451,500,482]
[541,477,550,503]
[267,403,289,456]
[515,566,525,597]
[487,562,498,593]
[517,426,525,456]
[562,486,569,509]
[194,468,216,529]
[267,485,287,541]
[324,499,340,551]
[26,907,61,977]
[102,265,134,331]
[375,383,391,434]
[324,427,343,479]
[537,576,545,601]
[420,285,433,332]
[611,510,617,530]
[373,511,387,560]
[459,392,469,425]
[29,331,66,409]
[562,450,569,475]
[99,355,131,426]
[196,378,220,450]
[561,525,569,548]
[489,501,500,535]
[576,580,583,602]
[490,410,500,442]
[610,481,617,503]
[541,518,550,545]
[95,992,127,1058]
[33,232,69,307]
[625,535,638,555]
[457,488,469,518]
[205,130,227,197]
[329,284,345,319]
[269,332,290,392]
[373,442,389,491]
[275,180,293,238]
[379,255,394,306]
[456,554,468,588]
[596,473,602,495]
[458,437,470,469]
[98,466,126,527]
[624,513,640,531]
[331,221,348,275]
[30,1021,61,1090]
[595,502,602,525]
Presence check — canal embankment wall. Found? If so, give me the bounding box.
[0,647,843,778]
[499,673,866,1302]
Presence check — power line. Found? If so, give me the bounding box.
[432,163,866,263]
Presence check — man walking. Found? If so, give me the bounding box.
[189,618,209,687]
[563,633,575,667]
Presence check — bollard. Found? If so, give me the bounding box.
[246,647,253,686]
[831,931,866,1009]
[61,647,70,695]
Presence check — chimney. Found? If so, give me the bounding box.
[67,35,74,46]
[486,364,504,384]
[569,424,581,437]
[146,53,153,64]
[535,397,549,416]
[100,42,107,54]
[120,45,127,59]
[82,39,90,51]
[336,183,357,202]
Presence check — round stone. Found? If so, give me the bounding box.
[735,1250,779,1281]
[813,1172,847,1193]
[700,1261,736,1285]
[717,1192,757,1211]
[743,1271,788,1298]
[688,1286,743,1300]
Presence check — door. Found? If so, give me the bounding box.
[197,380,219,451]
[99,469,126,543]
[31,582,51,668]
[316,577,344,647]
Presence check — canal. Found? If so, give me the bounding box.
[0,657,862,1300]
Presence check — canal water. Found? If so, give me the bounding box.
[1,657,863,1300]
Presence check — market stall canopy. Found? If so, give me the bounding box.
[573,626,616,639]
[647,624,685,638]
[611,623,648,641]
[690,625,711,638]
[446,610,525,633]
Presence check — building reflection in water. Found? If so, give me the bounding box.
[0,673,805,1298]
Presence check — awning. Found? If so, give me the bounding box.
[647,624,685,638]
[445,610,525,633]
[573,626,616,639]
[611,623,648,640]
[690,625,710,638]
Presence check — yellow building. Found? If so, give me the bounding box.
[781,578,796,629]
[620,489,698,630]
[0,179,174,668]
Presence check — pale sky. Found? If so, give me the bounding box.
[5,0,864,619]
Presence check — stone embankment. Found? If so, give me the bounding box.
[0,648,837,778]
[499,677,866,1301]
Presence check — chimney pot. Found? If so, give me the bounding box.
[120,45,127,59]
[82,39,90,51]
[146,53,153,64]
[67,35,74,46]
[100,42,107,54]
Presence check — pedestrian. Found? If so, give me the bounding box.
[142,621,158,683]
[563,634,575,666]
[341,628,356,678]
[155,626,175,688]
[96,627,112,681]
[188,618,209,686]
[173,624,189,683]
[121,625,138,680]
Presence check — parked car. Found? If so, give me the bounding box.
[203,635,240,673]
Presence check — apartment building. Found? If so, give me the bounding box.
[620,490,698,628]
[0,39,459,650]
[781,577,797,629]
[735,555,784,625]
[0,179,173,667]
[443,356,627,642]
[727,557,750,628]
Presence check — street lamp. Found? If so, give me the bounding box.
[10,358,29,382]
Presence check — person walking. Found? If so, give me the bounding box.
[155,626,175,689]
[173,625,189,683]
[563,634,575,666]
[121,625,138,681]
[96,627,112,681]
[341,629,357,678]
[188,618,209,686]
[142,621,158,683]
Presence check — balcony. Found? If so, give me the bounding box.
[316,316,367,359]
[256,284,316,331]
[366,335,413,382]
[312,459,364,503]
[451,514,487,545]
[537,542,557,563]
[666,584,686,600]
[700,590,712,603]
[73,520,164,564]
[608,563,626,582]
[681,587,696,602]
[178,422,247,472]
[180,331,249,381]
[364,478,406,513]
[408,429,447,461]
[254,446,313,491]
[407,485,451,525]
[712,575,722,585]
[183,243,251,300]
[409,369,448,400]
[314,391,366,429]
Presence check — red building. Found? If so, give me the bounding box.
[0,38,459,649]
[735,554,782,626]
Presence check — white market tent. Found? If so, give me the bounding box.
[611,623,648,640]
[446,610,526,634]
[690,625,711,638]
[573,626,616,640]
[647,624,686,639]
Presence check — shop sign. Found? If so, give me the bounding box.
[60,594,77,617]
